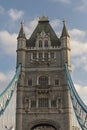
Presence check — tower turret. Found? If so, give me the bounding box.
[17,21,26,66]
[16,21,26,130]
[61,20,70,38]
[17,21,26,39]
[60,20,71,67]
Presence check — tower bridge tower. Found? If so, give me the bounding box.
[16,16,72,130]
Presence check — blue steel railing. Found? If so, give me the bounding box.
[0,64,21,116]
[65,63,87,130]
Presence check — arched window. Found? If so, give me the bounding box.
[39,40,42,47]
[32,124,56,130]
[39,76,48,86]
[44,40,48,47]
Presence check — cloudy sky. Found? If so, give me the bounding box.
[0,0,87,129]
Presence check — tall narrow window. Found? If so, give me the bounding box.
[51,52,54,58]
[39,76,48,87]
[39,98,49,107]
[33,52,37,59]
[51,100,56,107]
[39,52,43,59]
[55,79,59,86]
[28,79,32,86]
[44,53,48,60]
[58,99,61,108]
[31,100,36,108]
[39,40,42,48]
[44,40,48,47]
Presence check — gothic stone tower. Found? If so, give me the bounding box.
[16,16,72,130]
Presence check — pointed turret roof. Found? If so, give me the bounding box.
[17,21,26,39]
[26,16,61,47]
[61,20,70,38]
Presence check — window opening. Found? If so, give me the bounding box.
[44,53,48,59]
[51,100,56,107]
[39,40,42,48]
[33,53,37,59]
[44,40,48,47]
[28,79,32,86]
[51,52,54,58]
[31,100,36,108]
[39,52,43,59]
[55,79,59,86]
[39,76,48,86]
[39,98,49,107]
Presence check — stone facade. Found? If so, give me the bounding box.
[16,16,72,130]
[72,126,80,130]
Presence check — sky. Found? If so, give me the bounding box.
[0,0,87,129]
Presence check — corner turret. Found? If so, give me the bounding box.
[60,20,71,67]
[61,20,70,38]
[17,21,26,49]
[17,21,26,67]
[17,21,26,39]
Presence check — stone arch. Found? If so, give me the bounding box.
[37,74,50,87]
[26,119,60,130]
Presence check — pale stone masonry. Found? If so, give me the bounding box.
[16,16,72,130]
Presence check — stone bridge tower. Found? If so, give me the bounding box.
[16,16,72,130]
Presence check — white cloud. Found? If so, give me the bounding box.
[50,19,61,29]
[72,55,87,72]
[75,83,87,105]
[0,30,17,55]
[70,29,86,41]
[0,70,15,92]
[24,18,38,38]
[8,9,24,21]
[0,18,38,56]
[69,28,87,71]
[76,0,87,12]
[49,0,71,4]
[71,40,87,56]
[0,6,5,14]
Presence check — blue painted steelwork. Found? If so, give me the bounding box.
[0,64,21,116]
[65,63,87,130]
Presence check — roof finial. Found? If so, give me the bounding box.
[17,19,26,39]
[42,11,46,17]
[21,20,24,28]
[63,20,66,26]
